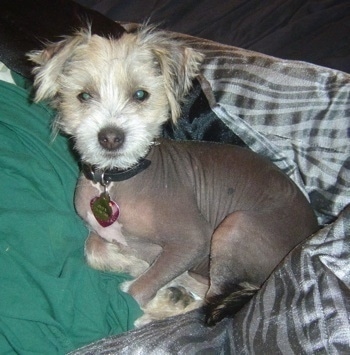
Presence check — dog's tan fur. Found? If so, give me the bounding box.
[29,27,203,169]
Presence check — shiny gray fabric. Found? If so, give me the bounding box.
[188,36,349,225]
[71,34,350,354]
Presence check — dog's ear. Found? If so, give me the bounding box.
[27,30,90,103]
[138,27,204,123]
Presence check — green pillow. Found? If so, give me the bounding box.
[0,79,141,354]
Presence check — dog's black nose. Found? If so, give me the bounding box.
[98,126,125,151]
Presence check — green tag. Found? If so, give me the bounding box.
[91,193,112,221]
[90,192,120,227]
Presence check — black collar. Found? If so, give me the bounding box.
[82,158,151,185]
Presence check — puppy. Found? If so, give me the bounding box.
[28,26,319,326]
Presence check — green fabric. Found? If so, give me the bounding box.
[0,79,142,354]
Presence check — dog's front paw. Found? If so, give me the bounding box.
[164,286,195,307]
[134,286,202,327]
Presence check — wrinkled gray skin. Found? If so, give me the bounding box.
[75,138,319,310]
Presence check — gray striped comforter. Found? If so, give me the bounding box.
[72,35,350,354]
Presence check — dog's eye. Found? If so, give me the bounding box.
[133,90,149,102]
[77,92,92,102]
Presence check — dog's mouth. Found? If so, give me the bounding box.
[101,148,122,157]
[79,140,148,171]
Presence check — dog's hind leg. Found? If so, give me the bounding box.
[205,211,291,325]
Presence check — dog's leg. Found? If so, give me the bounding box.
[122,237,209,307]
[85,232,149,277]
[134,271,208,327]
[85,234,206,326]
[205,211,295,325]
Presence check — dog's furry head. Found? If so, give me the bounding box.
[28,26,203,169]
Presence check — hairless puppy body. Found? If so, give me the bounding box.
[76,138,319,325]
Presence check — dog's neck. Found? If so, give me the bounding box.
[82,158,151,185]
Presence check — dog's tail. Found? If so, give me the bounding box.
[205,282,260,326]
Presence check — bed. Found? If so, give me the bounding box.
[0,0,349,353]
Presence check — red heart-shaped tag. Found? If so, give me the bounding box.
[90,193,120,227]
